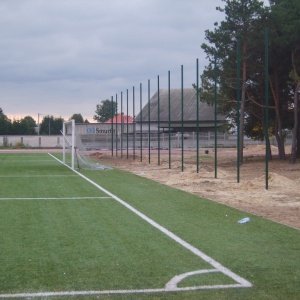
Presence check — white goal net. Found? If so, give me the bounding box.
[61,120,111,171]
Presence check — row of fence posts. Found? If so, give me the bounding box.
[109,63,201,171]
[109,63,201,175]
[107,28,270,189]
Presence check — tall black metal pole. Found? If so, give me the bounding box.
[115,94,118,157]
[111,95,114,156]
[157,75,160,166]
[237,38,241,183]
[181,65,184,172]
[121,91,123,158]
[168,70,171,169]
[196,58,200,173]
[148,79,151,164]
[214,51,218,178]
[133,86,135,160]
[126,89,129,159]
[140,83,143,162]
[265,28,269,190]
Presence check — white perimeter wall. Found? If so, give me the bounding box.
[0,134,292,149]
[0,135,63,148]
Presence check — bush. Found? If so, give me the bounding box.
[13,142,27,149]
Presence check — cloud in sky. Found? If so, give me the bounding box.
[0,0,228,122]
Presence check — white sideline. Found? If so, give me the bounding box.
[49,153,252,288]
[0,175,77,177]
[0,154,252,298]
[0,197,112,201]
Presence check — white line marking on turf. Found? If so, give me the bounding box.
[49,153,252,287]
[0,197,112,201]
[0,283,247,298]
[0,154,251,298]
[165,269,219,291]
[0,175,77,177]
[49,153,252,289]
[0,159,55,161]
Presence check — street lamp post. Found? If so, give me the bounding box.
[48,115,50,135]
[38,113,40,135]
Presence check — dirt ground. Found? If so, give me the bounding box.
[92,145,300,230]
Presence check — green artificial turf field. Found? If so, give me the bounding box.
[0,152,299,300]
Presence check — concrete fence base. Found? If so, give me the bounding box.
[0,134,291,149]
[1,135,63,148]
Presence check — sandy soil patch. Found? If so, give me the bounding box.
[92,145,300,230]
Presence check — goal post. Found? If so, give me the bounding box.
[61,120,111,171]
[62,119,75,170]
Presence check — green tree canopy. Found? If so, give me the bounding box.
[70,113,84,124]
[0,113,36,135]
[93,99,117,123]
[0,108,12,135]
[269,0,300,162]
[39,116,64,135]
[201,0,269,162]
[11,116,36,135]
[200,0,299,162]
[21,116,37,135]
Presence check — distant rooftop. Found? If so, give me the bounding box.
[105,113,133,124]
[136,88,226,123]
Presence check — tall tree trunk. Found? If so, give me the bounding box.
[290,82,299,164]
[274,119,284,160]
[275,116,286,159]
[267,135,273,161]
[270,69,285,159]
[262,115,273,161]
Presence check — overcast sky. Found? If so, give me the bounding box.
[1,0,230,122]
